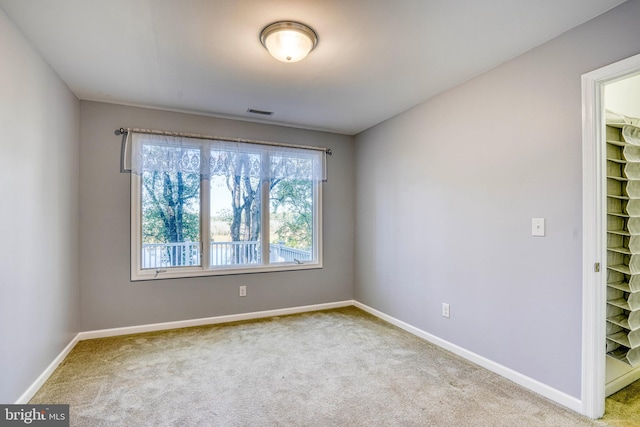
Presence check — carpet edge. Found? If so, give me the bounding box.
[16,300,356,403]
[353,301,585,416]
[16,334,81,404]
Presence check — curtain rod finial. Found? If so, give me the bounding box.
[114,128,126,136]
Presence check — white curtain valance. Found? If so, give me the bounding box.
[125,131,328,182]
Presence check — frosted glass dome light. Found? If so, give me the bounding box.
[260,21,318,63]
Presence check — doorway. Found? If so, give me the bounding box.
[582,53,640,419]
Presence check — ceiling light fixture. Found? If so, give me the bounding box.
[260,21,318,63]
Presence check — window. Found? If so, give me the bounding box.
[129,132,324,280]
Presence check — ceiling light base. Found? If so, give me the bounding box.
[260,21,318,63]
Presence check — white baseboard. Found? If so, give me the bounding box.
[18,299,582,415]
[15,334,80,404]
[353,301,583,413]
[17,300,353,404]
[78,300,354,340]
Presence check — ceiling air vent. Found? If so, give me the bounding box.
[247,108,274,116]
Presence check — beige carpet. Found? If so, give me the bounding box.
[31,307,612,426]
[602,380,640,427]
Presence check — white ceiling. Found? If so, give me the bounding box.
[0,0,627,135]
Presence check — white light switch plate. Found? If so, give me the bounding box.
[532,218,545,237]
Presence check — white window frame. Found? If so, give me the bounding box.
[130,143,323,281]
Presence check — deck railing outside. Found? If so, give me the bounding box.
[269,243,312,263]
[141,241,311,269]
[210,241,261,265]
[142,241,200,268]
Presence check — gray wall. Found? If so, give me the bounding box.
[0,10,80,402]
[79,102,355,331]
[354,0,640,399]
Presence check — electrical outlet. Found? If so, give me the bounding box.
[442,303,450,318]
[239,286,247,297]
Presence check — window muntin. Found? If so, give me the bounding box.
[130,133,323,280]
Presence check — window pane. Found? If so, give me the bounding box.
[269,176,314,263]
[210,152,262,266]
[140,168,201,269]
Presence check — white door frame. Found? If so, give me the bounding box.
[582,52,640,419]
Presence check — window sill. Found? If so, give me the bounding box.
[131,261,323,282]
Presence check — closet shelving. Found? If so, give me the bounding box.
[606,120,640,367]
